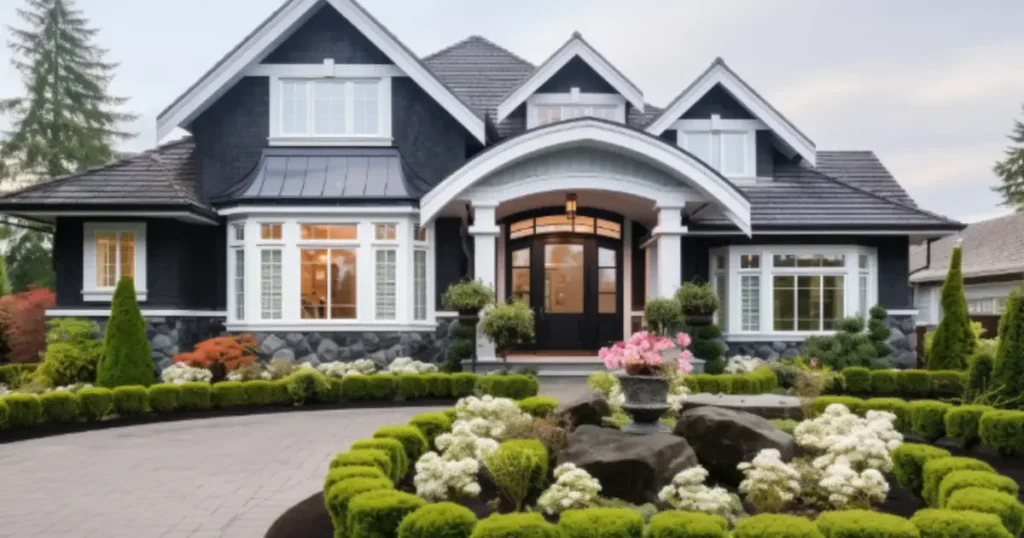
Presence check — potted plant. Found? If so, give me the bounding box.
[644,298,685,363]
[442,280,495,319]
[675,281,720,324]
[480,300,535,362]
[599,331,692,434]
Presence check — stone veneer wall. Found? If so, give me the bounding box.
[723,313,918,369]
[88,316,226,373]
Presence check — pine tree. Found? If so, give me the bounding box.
[992,289,1024,407]
[96,276,153,387]
[0,0,136,179]
[6,230,54,291]
[928,246,975,370]
[0,255,12,296]
[993,104,1024,210]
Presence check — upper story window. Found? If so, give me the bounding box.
[271,77,392,145]
[676,115,759,178]
[535,104,619,126]
[526,90,626,129]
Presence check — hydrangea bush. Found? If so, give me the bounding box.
[658,465,744,521]
[413,452,481,501]
[387,357,438,375]
[795,404,903,472]
[818,457,889,509]
[160,363,213,385]
[434,420,499,461]
[317,359,376,378]
[724,355,766,374]
[737,449,803,513]
[536,463,602,515]
[452,395,531,439]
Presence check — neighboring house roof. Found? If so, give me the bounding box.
[909,211,1024,283]
[214,147,429,204]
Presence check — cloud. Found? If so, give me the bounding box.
[883,145,1001,189]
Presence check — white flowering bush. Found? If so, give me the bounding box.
[316,359,376,378]
[738,449,803,513]
[0,383,8,396]
[453,395,530,440]
[724,355,766,374]
[818,456,889,509]
[536,463,602,515]
[160,363,213,385]
[413,452,481,501]
[658,466,744,521]
[435,420,500,461]
[667,377,690,414]
[387,357,438,374]
[794,404,902,473]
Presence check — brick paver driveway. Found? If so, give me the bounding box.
[0,406,443,538]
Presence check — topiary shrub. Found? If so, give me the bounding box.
[39,391,78,423]
[96,277,154,388]
[945,488,1024,537]
[733,514,823,538]
[409,412,452,448]
[178,382,211,411]
[815,510,919,538]
[39,318,103,386]
[442,280,494,315]
[323,466,387,493]
[993,289,1024,406]
[284,368,331,405]
[804,315,890,370]
[450,373,477,398]
[2,393,42,427]
[870,370,898,394]
[864,398,910,431]
[943,405,993,448]
[644,298,684,336]
[964,350,995,403]
[978,409,1024,456]
[397,502,477,538]
[324,477,393,537]
[374,425,429,465]
[517,396,559,418]
[330,449,393,482]
[422,373,451,398]
[148,384,181,413]
[910,508,1012,538]
[481,300,535,362]
[351,439,406,482]
[897,370,932,398]
[936,469,1019,507]
[75,387,113,421]
[928,370,965,399]
[341,375,369,401]
[893,443,951,496]
[243,380,274,406]
[812,396,866,417]
[469,513,562,538]
[558,507,643,538]
[477,374,538,399]
[676,281,720,318]
[921,456,995,507]
[928,247,975,371]
[908,400,953,442]
[646,511,729,538]
[484,439,548,511]
[112,385,148,416]
[366,375,397,400]
[396,374,428,400]
[690,324,726,372]
[347,489,426,538]
[212,381,247,408]
[842,367,872,394]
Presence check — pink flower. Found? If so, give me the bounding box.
[676,332,692,348]
[810,358,819,368]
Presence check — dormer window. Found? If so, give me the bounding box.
[270,76,392,145]
[676,115,758,178]
[526,91,626,129]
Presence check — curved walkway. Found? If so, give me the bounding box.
[0,405,443,538]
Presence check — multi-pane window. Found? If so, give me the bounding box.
[414,250,427,321]
[95,231,135,288]
[773,275,844,331]
[375,249,397,320]
[234,250,245,320]
[261,249,282,319]
[511,248,530,304]
[261,223,282,240]
[681,130,752,176]
[598,247,617,314]
[300,223,357,240]
[535,105,618,126]
[508,216,621,239]
[858,255,870,319]
[279,79,383,137]
[739,254,760,332]
[300,249,358,319]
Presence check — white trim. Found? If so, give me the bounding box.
[495,35,644,123]
[886,309,919,316]
[268,136,392,147]
[224,322,438,332]
[436,311,458,318]
[687,229,960,237]
[645,60,816,166]
[246,62,404,78]
[46,309,228,318]
[2,210,216,225]
[723,333,833,342]
[622,219,633,337]
[82,222,148,303]
[525,93,627,129]
[419,119,752,236]
[156,0,485,143]
[673,118,767,131]
[268,76,393,144]
[218,205,417,216]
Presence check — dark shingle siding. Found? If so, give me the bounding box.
[756,132,775,177]
[536,57,616,93]
[680,84,754,120]
[261,4,390,64]
[191,77,269,200]
[392,77,469,186]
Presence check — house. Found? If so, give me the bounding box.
[911,212,1024,337]
[0,0,963,372]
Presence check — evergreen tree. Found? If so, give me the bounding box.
[993,104,1024,210]
[0,255,12,296]
[96,276,153,387]
[0,0,136,179]
[6,230,54,291]
[928,246,975,370]
[992,289,1024,407]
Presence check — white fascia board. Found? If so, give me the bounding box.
[46,309,227,318]
[156,0,485,143]
[688,229,961,237]
[495,37,644,123]
[245,63,404,78]
[217,205,418,216]
[646,62,816,166]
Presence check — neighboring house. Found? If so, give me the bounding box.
[0,0,963,371]
[910,212,1024,335]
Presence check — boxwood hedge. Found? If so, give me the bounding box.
[909,508,1012,538]
[921,456,995,507]
[945,487,1024,536]
[815,510,919,538]
[558,508,643,538]
[646,511,729,538]
[397,502,477,538]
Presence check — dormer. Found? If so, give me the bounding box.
[495,33,644,129]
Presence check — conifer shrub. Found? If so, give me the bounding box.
[928,247,974,370]
[893,443,951,496]
[910,508,1012,538]
[324,477,393,537]
[350,439,406,482]
[908,400,953,442]
[992,289,1024,406]
[96,277,154,387]
[329,449,393,481]
[147,384,181,413]
[943,405,993,448]
[347,489,426,538]
[936,470,1018,508]
[964,349,995,402]
[921,456,995,507]
[373,425,429,464]
[945,488,1024,537]
[323,466,387,493]
[978,409,1024,456]
[928,370,965,398]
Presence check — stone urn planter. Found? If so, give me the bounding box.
[617,373,671,434]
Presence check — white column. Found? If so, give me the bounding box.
[622,219,633,337]
[468,203,499,361]
[655,205,686,299]
[646,243,658,300]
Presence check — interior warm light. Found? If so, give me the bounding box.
[565,193,578,220]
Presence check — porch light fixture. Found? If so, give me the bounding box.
[565,193,578,220]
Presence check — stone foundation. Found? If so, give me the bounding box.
[86,316,226,373]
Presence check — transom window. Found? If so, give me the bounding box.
[535,105,618,126]
[509,215,621,239]
[278,78,384,138]
[300,223,357,240]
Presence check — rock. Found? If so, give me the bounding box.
[154,357,172,373]
[344,341,366,360]
[385,343,404,360]
[379,333,401,349]
[297,354,320,367]
[781,348,801,360]
[555,391,611,427]
[306,332,323,349]
[272,348,296,362]
[558,425,698,504]
[151,334,174,353]
[887,327,905,344]
[316,339,340,362]
[362,332,381,351]
[899,318,915,334]
[285,332,306,346]
[772,341,788,353]
[892,350,918,369]
[905,332,918,352]
[168,329,180,347]
[675,406,798,485]
[260,334,286,356]
[755,345,774,360]
[369,350,389,369]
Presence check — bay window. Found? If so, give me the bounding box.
[272,77,391,143]
[82,222,147,301]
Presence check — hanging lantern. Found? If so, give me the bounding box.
[565,193,578,220]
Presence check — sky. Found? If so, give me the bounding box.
[1,0,1022,223]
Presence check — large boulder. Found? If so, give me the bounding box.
[558,425,698,504]
[674,406,798,485]
[554,391,610,427]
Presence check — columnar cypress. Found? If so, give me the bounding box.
[928,247,974,370]
[992,289,1024,407]
[96,277,153,387]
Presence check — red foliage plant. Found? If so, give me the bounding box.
[172,334,258,372]
[0,287,56,363]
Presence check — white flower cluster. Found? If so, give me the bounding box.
[387,357,438,374]
[794,404,902,472]
[160,363,213,385]
[453,395,530,440]
[413,451,481,501]
[658,466,744,521]
[818,456,889,509]
[536,463,602,515]
[737,449,802,512]
[226,369,271,381]
[0,383,9,396]
[316,359,376,378]
[724,355,766,374]
[667,380,690,413]
[434,420,499,461]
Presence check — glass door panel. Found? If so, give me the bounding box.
[544,244,584,314]
[511,248,531,304]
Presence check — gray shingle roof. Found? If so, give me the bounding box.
[817,151,916,206]
[909,211,1024,282]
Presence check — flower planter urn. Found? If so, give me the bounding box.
[617,373,671,435]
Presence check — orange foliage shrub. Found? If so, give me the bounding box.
[0,287,56,363]
[173,334,258,372]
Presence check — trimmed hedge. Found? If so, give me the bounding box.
[686,371,779,395]
[408,412,452,448]
[921,456,995,507]
[558,508,643,538]
[928,370,965,398]
[936,470,1019,507]
[323,465,387,493]
[351,439,407,482]
[842,367,872,394]
[212,381,247,408]
[908,400,952,442]
[978,410,1024,456]
[39,391,78,423]
[517,396,559,418]
[148,384,181,413]
[475,374,539,400]
[470,513,562,538]
[347,489,426,538]
[646,511,729,538]
[422,373,452,398]
[813,396,866,416]
[366,375,397,400]
[242,380,274,406]
[870,370,899,394]
[864,398,910,431]
[324,377,344,403]
[910,508,1012,538]
[944,405,993,448]
[284,369,331,405]
[324,477,393,536]
[0,398,7,428]
[373,425,429,464]
[397,502,477,538]
[112,386,148,416]
[946,487,1024,537]
[897,370,932,398]
[815,510,919,538]
[342,376,370,401]
[76,387,113,421]
[733,514,823,538]
[893,443,951,496]
[396,374,428,400]
[330,449,393,481]
[450,373,477,398]
[2,393,42,427]
[179,382,212,411]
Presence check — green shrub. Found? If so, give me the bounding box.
[559,507,643,538]
[936,470,1019,507]
[178,382,212,411]
[112,385,148,416]
[928,370,965,398]
[0,363,39,388]
[76,387,113,421]
[928,247,975,371]
[442,280,494,313]
[749,368,779,393]
[499,439,548,488]
[396,374,428,399]
[347,489,426,538]
[469,513,561,538]
[943,405,993,448]
[815,510,919,538]
[691,324,726,369]
[366,375,397,400]
[96,277,154,387]
[284,369,330,405]
[979,409,1024,456]
[730,374,756,395]
[269,379,291,404]
[864,398,910,431]
[676,281,720,316]
[330,449,393,481]
[409,412,452,448]
[804,314,890,370]
[212,381,247,408]
[946,488,1024,537]
[481,300,535,361]
[993,289,1024,404]
[422,373,452,398]
[646,511,729,538]
[342,375,370,401]
[374,425,429,464]
[398,502,477,538]
[517,396,559,418]
[351,439,407,482]
[908,400,953,442]
[324,377,344,403]
[910,508,1012,538]
[243,380,274,406]
[733,514,823,538]
[843,367,872,394]
[644,298,684,336]
[897,370,932,398]
[870,369,898,394]
[0,399,7,428]
[147,384,181,413]
[477,374,538,399]
[323,465,387,493]
[450,373,477,398]
[893,443,951,495]
[2,393,42,427]
[771,419,798,435]
[484,439,548,511]
[39,391,78,423]
[964,350,995,402]
[39,342,104,387]
[921,456,995,507]
[813,396,866,416]
[324,477,393,536]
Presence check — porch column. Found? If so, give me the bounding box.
[654,205,686,299]
[468,202,499,361]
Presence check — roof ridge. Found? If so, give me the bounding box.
[423,34,535,69]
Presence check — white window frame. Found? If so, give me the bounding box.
[373,223,399,321]
[413,223,429,321]
[268,76,392,146]
[82,222,147,302]
[675,115,763,180]
[526,91,626,129]
[229,223,245,321]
